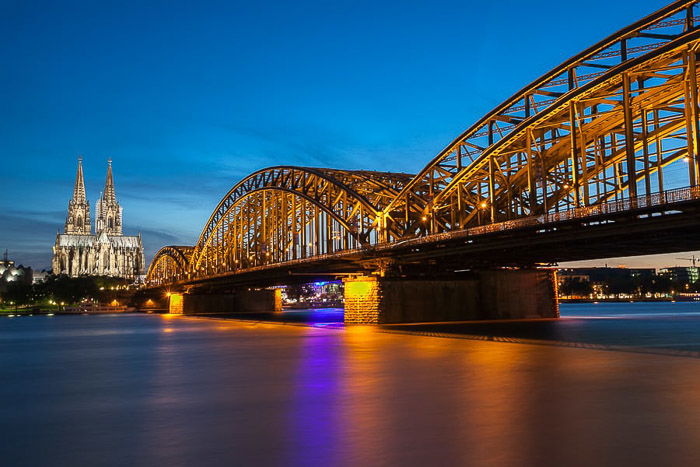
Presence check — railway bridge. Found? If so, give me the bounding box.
[144,0,700,323]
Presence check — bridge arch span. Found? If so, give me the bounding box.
[385,0,700,237]
[145,1,700,289]
[190,166,413,274]
[145,246,193,286]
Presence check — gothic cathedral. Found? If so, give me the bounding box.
[52,158,145,280]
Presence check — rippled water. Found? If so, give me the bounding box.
[2,306,700,466]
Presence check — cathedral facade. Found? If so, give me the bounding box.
[52,158,145,280]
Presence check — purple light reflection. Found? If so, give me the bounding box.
[286,327,346,465]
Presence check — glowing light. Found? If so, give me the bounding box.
[563,184,570,189]
[168,293,184,314]
[684,156,691,162]
[479,201,488,209]
[345,279,376,298]
[421,216,427,221]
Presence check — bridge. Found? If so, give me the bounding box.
[143,0,700,323]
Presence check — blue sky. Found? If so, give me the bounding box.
[1,0,691,270]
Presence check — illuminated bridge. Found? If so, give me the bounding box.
[144,0,700,323]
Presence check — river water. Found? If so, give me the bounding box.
[2,303,700,466]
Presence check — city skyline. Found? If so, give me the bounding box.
[1,0,691,270]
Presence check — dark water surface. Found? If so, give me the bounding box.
[388,301,700,354]
[2,306,700,466]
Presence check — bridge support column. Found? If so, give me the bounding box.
[169,293,184,314]
[343,269,558,324]
[169,289,282,315]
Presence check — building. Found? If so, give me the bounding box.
[659,267,700,284]
[0,251,33,294]
[32,270,48,284]
[52,158,144,280]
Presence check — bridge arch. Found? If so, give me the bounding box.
[384,0,700,237]
[145,1,700,288]
[190,166,412,275]
[145,246,193,286]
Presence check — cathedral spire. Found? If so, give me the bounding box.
[72,156,86,203]
[64,156,91,235]
[95,158,123,235]
[103,159,116,203]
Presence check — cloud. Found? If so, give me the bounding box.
[0,208,196,270]
[123,225,190,264]
[0,212,61,250]
[5,251,53,271]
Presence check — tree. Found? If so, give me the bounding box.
[1,281,34,310]
[606,275,637,296]
[39,274,99,308]
[559,277,593,297]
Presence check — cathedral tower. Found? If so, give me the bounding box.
[64,157,91,234]
[53,157,144,280]
[95,159,123,235]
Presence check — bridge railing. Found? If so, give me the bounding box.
[393,185,700,247]
[459,185,700,238]
[151,185,700,285]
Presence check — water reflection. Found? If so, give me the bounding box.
[3,313,700,466]
[288,327,344,465]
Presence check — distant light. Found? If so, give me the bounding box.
[479,201,488,209]
[421,216,427,221]
[684,156,691,162]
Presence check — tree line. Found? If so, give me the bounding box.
[559,274,697,297]
[0,275,133,311]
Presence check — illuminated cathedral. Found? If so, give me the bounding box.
[52,158,145,280]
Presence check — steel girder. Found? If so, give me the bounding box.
[189,166,412,276]
[384,0,700,238]
[146,0,700,287]
[145,246,193,286]
[422,35,700,235]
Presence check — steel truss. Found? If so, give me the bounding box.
[384,0,700,238]
[145,246,193,286]
[147,0,700,287]
[189,166,411,277]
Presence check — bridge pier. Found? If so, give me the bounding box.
[168,288,282,315]
[343,269,558,324]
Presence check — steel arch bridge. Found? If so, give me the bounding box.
[146,246,193,286]
[146,0,700,287]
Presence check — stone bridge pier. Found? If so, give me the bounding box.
[343,269,559,324]
[168,288,282,315]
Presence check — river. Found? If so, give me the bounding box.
[2,303,700,466]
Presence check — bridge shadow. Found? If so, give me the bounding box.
[191,303,700,357]
[382,304,700,358]
[197,308,345,326]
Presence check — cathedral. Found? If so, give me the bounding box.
[52,158,145,280]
